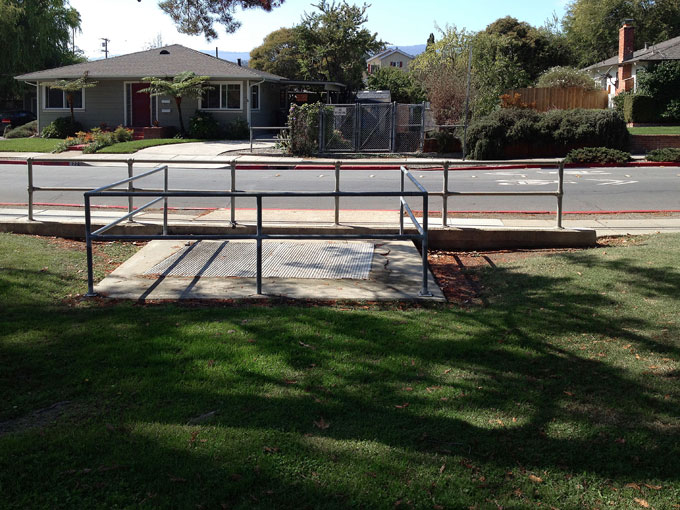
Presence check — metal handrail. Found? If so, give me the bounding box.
[83,166,431,298]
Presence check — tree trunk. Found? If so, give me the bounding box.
[175,96,185,135]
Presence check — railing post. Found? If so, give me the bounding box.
[399,167,405,235]
[556,160,564,229]
[230,160,237,226]
[334,161,341,225]
[84,194,96,297]
[163,165,169,236]
[419,192,432,297]
[126,158,134,221]
[442,162,449,227]
[256,195,263,295]
[27,157,34,221]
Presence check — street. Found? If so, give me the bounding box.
[0,163,678,213]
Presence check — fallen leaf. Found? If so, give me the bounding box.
[529,474,543,483]
[634,498,650,508]
[283,379,297,385]
[444,369,452,374]
[313,417,330,430]
[439,464,446,474]
[564,391,574,396]
[403,387,413,392]
[643,483,662,490]
[615,438,626,444]
[395,403,410,409]
[298,341,316,350]
[625,483,641,490]
[263,446,280,454]
[227,329,236,334]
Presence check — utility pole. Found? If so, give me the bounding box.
[101,38,110,59]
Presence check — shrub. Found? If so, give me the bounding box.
[564,147,631,164]
[113,125,133,143]
[53,137,82,153]
[538,109,629,150]
[661,99,680,122]
[623,94,662,123]
[285,102,333,156]
[223,118,249,140]
[41,117,83,138]
[188,111,223,139]
[464,108,541,160]
[4,120,37,138]
[646,148,680,162]
[536,66,598,90]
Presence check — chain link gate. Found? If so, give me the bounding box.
[321,103,424,153]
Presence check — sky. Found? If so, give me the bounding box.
[69,0,570,60]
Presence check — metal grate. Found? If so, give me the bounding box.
[144,241,375,279]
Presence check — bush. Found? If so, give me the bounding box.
[564,147,631,164]
[284,102,333,156]
[661,99,680,122]
[465,108,628,160]
[623,94,662,123]
[113,125,133,143]
[4,120,37,138]
[536,66,598,90]
[223,118,249,140]
[41,117,83,138]
[646,148,680,162]
[188,111,223,139]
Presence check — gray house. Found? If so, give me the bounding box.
[15,44,344,135]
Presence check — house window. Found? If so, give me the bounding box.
[390,61,403,68]
[251,84,259,110]
[200,83,242,110]
[44,86,83,109]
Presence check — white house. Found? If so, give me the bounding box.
[366,48,415,74]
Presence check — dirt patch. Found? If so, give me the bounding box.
[0,401,72,437]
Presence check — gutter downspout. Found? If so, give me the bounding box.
[247,78,266,129]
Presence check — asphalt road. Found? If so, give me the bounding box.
[1,163,679,212]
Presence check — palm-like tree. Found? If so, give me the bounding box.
[138,71,212,135]
[44,72,98,124]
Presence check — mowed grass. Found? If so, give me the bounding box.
[628,125,680,135]
[96,138,202,153]
[0,233,679,509]
[0,138,63,152]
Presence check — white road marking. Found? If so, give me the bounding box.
[585,179,639,186]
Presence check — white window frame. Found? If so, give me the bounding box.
[251,84,260,111]
[42,84,86,111]
[199,81,243,111]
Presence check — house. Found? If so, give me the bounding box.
[366,48,415,74]
[15,44,345,134]
[585,20,680,103]
[356,90,392,103]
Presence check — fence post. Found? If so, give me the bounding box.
[419,192,432,297]
[354,103,361,152]
[390,102,397,152]
[256,195,263,295]
[442,162,449,227]
[334,161,341,225]
[399,167,405,235]
[163,165,169,236]
[318,110,325,154]
[27,157,34,221]
[84,194,96,297]
[126,158,134,220]
[419,102,426,152]
[556,160,565,229]
[230,160,237,226]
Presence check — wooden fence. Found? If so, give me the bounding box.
[503,87,608,111]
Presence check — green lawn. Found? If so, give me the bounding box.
[1,233,679,509]
[97,138,202,153]
[0,138,63,152]
[628,125,680,135]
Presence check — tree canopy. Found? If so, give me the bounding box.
[158,0,284,40]
[44,72,98,122]
[366,67,425,104]
[249,28,303,79]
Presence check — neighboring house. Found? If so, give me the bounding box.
[585,20,680,104]
[356,90,392,103]
[15,44,344,133]
[366,48,415,74]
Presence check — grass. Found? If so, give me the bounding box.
[1,233,679,509]
[0,138,63,152]
[628,125,680,135]
[96,138,202,153]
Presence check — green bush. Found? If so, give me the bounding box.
[612,91,631,117]
[465,108,628,160]
[113,125,133,143]
[41,117,83,138]
[646,148,680,162]
[4,120,37,138]
[564,147,631,164]
[536,66,598,90]
[661,99,680,122]
[188,111,223,139]
[284,102,333,156]
[623,94,662,123]
[223,118,249,140]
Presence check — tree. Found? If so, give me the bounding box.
[43,72,98,123]
[0,0,83,104]
[157,0,285,40]
[426,33,435,49]
[295,1,385,92]
[249,28,303,79]
[138,72,212,134]
[536,66,598,89]
[366,67,425,104]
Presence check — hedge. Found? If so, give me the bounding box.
[623,94,662,124]
[646,148,680,162]
[465,108,629,160]
[564,147,631,164]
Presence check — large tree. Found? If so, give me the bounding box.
[0,0,83,104]
[563,0,680,67]
[366,67,425,104]
[249,27,303,79]
[295,1,385,92]
[158,0,284,40]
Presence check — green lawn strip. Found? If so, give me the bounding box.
[628,126,680,135]
[96,138,202,153]
[0,138,63,152]
[0,233,679,509]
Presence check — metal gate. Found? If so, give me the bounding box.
[321,103,425,153]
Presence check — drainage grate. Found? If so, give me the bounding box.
[144,241,374,279]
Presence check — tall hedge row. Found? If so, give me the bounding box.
[465,108,629,160]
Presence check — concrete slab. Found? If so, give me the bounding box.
[95,240,445,302]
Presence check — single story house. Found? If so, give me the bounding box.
[15,44,345,134]
[366,48,415,75]
[585,20,680,104]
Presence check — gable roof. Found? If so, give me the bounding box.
[367,47,415,63]
[585,34,680,71]
[15,44,285,81]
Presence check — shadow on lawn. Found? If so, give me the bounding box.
[1,251,679,508]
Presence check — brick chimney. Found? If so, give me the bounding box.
[617,19,635,94]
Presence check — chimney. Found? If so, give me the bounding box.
[619,19,635,62]
[237,58,242,67]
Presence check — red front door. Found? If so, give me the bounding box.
[131,83,151,126]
